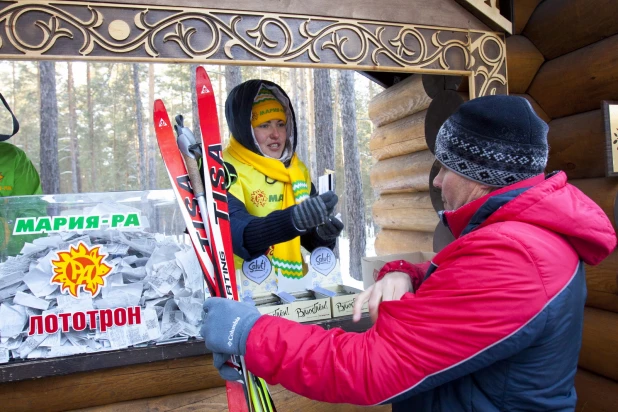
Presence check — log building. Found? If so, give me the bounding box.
[0,0,615,411]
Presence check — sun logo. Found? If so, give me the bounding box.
[51,242,112,298]
[250,189,267,207]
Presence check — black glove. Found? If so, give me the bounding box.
[317,216,344,241]
[292,191,338,231]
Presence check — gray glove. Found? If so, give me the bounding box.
[200,297,261,382]
[200,297,261,356]
[292,191,338,231]
[213,352,245,382]
[317,216,344,241]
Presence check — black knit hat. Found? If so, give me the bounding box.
[435,95,549,187]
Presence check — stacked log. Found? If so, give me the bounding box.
[505,35,544,94]
[373,193,438,232]
[509,0,618,404]
[527,34,618,119]
[523,0,618,60]
[575,368,618,411]
[580,307,618,382]
[369,74,462,255]
[513,0,542,34]
[545,111,606,179]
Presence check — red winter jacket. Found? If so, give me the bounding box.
[244,172,616,410]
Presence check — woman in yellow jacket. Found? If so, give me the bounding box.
[223,80,343,298]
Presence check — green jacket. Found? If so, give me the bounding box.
[0,142,42,197]
[0,142,43,258]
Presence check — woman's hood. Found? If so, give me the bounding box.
[225,79,297,157]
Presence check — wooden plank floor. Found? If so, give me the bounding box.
[72,384,391,412]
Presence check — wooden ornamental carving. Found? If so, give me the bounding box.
[0,1,507,97]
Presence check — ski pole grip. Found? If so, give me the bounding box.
[181,153,205,196]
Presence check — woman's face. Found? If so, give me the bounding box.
[253,119,287,158]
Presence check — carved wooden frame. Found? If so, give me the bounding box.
[0,0,507,97]
[603,101,618,177]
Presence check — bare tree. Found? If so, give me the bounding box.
[132,64,147,190]
[87,63,96,192]
[190,64,201,142]
[314,69,337,256]
[290,68,309,166]
[225,65,242,94]
[306,69,317,178]
[67,62,82,193]
[148,63,157,189]
[39,61,59,194]
[339,70,366,280]
[313,69,335,177]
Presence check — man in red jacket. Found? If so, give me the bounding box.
[200,95,617,411]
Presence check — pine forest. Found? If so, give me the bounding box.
[0,61,384,279]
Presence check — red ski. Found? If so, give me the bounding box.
[196,66,276,412]
[153,100,218,296]
[154,99,250,412]
[196,68,237,301]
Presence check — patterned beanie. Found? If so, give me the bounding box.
[435,95,549,187]
[251,87,287,128]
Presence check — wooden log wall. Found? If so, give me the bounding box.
[510,0,618,408]
[368,74,464,256]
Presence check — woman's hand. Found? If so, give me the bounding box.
[316,216,344,240]
[292,191,338,230]
[352,271,413,323]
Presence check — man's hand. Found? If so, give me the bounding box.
[352,271,413,323]
[200,298,262,380]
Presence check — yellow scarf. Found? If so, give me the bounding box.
[227,138,310,278]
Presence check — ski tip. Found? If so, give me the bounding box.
[153,100,172,131]
[154,99,166,111]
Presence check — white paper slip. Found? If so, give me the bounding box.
[14,291,50,310]
[0,303,28,338]
[0,347,9,364]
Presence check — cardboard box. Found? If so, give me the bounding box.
[314,285,368,318]
[255,290,332,322]
[361,251,437,290]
